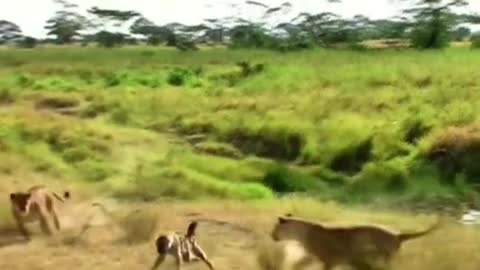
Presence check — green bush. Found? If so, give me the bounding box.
[0,89,15,104]
[471,34,480,49]
[262,164,324,194]
[167,67,193,86]
[410,22,450,49]
[75,159,114,182]
[126,162,273,200]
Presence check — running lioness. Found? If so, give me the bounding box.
[271,215,440,270]
[9,185,70,240]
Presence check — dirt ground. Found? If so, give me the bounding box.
[0,197,479,270]
[0,198,277,270]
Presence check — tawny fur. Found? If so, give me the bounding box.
[151,221,214,270]
[9,185,70,240]
[271,215,440,270]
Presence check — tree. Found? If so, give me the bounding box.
[295,12,342,46]
[16,36,37,48]
[93,31,127,48]
[87,6,141,47]
[370,19,411,39]
[451,26,471,41]
[45,0,89,44]
[471,32,480,49]
[130,17,180,46]
[402,0,478,49]
[0,20,22,44]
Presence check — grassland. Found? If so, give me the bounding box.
[0,46,479,269]
[1,47,480,206]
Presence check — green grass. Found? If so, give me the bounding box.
[1,46,480,207]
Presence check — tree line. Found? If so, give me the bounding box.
[1,0,479,50]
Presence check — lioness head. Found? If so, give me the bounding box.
[271,214,298,241]
[9,193,31,213]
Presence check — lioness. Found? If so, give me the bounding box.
[151,221,214,270]
[9,185,70,240]
[271,215,440,270]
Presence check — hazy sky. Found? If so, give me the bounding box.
[1,0,480,37]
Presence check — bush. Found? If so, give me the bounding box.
[410,22,449,49]
[0,89,15,104]
[262,164,324,194]
[175,39,198,51]
[16,36,37,48]
[16,74,35,87]
[75,159,114,182]
[110,106,130,125]
[167,67,192,86]
[34,94,80,110]
[104,73,123,87]
[95,31,127,48]
[424,124,480,185]
[127,163,273,200]
[236,61,265,77]
[471,34,480,49]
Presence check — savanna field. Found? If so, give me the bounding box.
[0,46,479,269]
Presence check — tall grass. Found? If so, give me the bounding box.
[1,47,480,206]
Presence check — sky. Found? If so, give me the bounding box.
[1,0,480,38]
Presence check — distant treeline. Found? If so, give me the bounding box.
[1,0,480,50]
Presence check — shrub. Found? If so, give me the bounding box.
[34,94,80,110]
[75,159,114,182]
[109,105,130,125]
[167,67,192,86]
[410,22,449,49]
[424,124,480,185]
[194,142,243,159]
[16,74,35,87]
[127,163,273,200]
[471,34,480,49]
[104,73,122,87]
[0,89,15,104]
[16,36,37,48]
[262,164,324,194]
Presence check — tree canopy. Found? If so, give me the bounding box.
[45,0,89,44]
[0,20,22,44]
[3,0,480,50]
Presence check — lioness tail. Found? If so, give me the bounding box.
[398,219,441,242]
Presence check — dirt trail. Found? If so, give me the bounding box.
[0,198,267,270]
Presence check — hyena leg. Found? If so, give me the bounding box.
[175,249,184,270]
[150,254,166,270]
[192,243,214,270]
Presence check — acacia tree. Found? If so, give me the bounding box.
[0,20,22,44]
[403,0,479,48]
[45,0,89,44]
[87,7,141,47]
[129,17,184,46]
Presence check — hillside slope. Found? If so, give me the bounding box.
[0,47,480,207]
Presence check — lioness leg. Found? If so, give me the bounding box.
[38,206,53,236]
[14,218,30,240]
[292,256,316,270]
[323,263,333,270]
[351,261,375,270]
[51,207,61,231]
[46,196,61,230]
[150,254,165,270]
